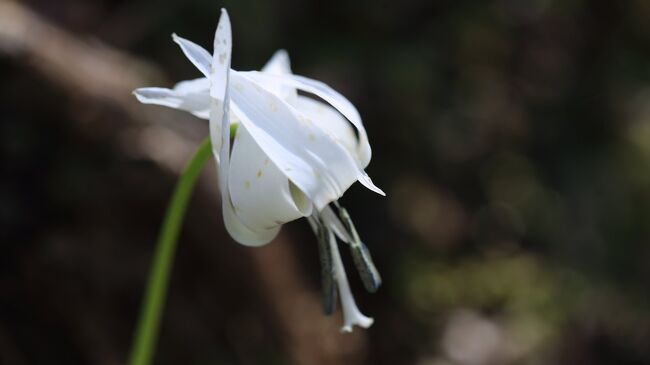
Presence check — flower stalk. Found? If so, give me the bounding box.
[128,138,212,365]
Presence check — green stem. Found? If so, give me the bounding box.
[128,137,213,365]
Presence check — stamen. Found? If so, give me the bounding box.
[317,222,338,315]
[334,203,382,292]
[327,229,374,332]
[308,215,337,315]
[319,205,351,243]
[349,241,381,293]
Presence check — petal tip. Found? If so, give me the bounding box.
[357,171,385,196]
[214,7,232,50]
[339,316,374,333]
[366,182,386,196]
[218,8,231,24]
[132,89,146,101]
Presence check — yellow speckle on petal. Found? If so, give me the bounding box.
[256,170,262,178]
[245,181,251,189]
[265,95,278,112]
[264,158,269,165]
[308,133,316,141]
[298,116,312,124]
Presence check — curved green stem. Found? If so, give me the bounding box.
[128,138,212,365]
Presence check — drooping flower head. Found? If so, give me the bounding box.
[134,9,384,332]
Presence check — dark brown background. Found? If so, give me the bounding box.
[1,0,650,364]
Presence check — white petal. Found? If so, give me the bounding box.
[208,8,232,167]
[328,229,374,332]
[174,77,209,94]
[294,96,357,163]
[209,104,228,184]
[172,33,212,79]
[222,194,281,246]
[259,49,297,103]
[230,71,362,210]
[211,8,231,172]
[134,87,183,108]
[261,49,292,75]
[210,9,232,100]
[242,71,373,169]
[206,9,244,247]
[227,124,312,245]
[133,78,210,119]
[241,72,383,196]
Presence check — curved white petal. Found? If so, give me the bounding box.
[210,10,232,100]
[241,71,373,169]
[230,71,365,210]
[222,193,281,246]
[259,49,297,103]
[174,77,209,94]
[228,124,312,245]
[208,8,231,168]
[172,33,212,79]
[294,96,357,164]
[206,9,253,247]
[133,78,210,119]
[262,49,292,75]
[328,229,374,332]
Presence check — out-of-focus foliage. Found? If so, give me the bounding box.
[2,0,650,364]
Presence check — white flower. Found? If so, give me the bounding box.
[134,9,383,332]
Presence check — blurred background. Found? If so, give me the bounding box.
[2,0,650,364]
